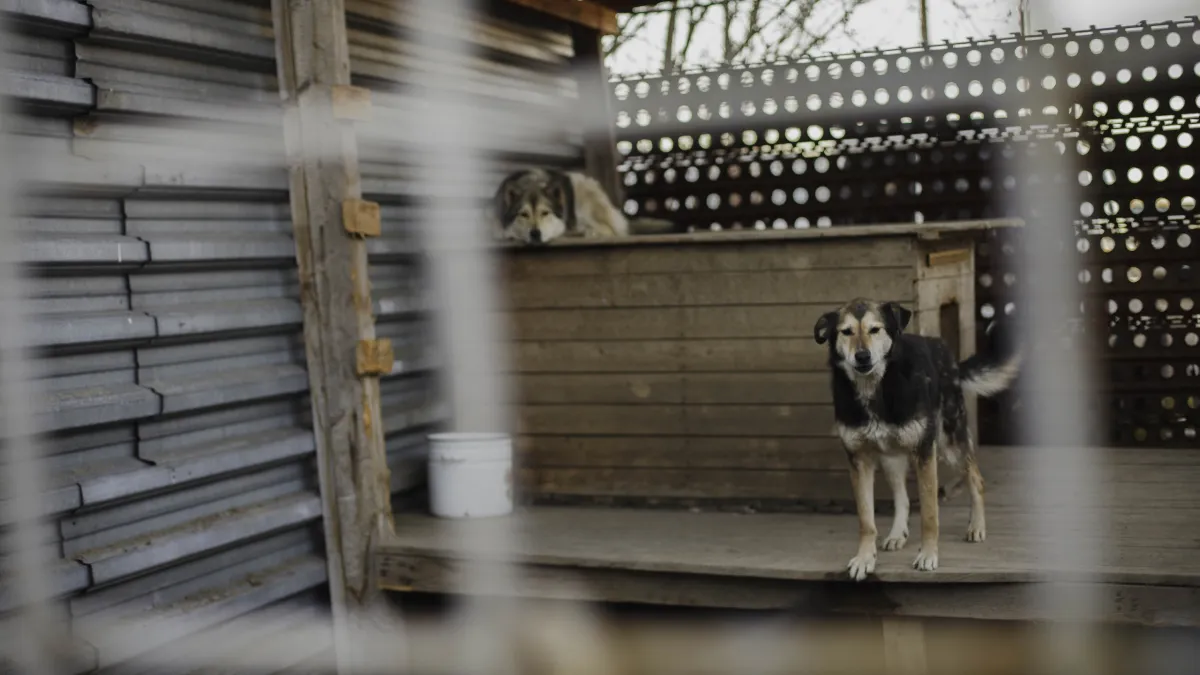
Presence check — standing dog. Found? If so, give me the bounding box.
[813,298,1021,581]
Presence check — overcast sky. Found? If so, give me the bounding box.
[606,0,1193,75]
[607,0,1020,75]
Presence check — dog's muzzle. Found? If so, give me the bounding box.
[853,350,873,373]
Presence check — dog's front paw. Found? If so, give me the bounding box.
[847,553,876,581]
[965,523,986,543]
[912,549,939,572]
[882,531,908,551]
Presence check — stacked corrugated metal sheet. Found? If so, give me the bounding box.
[3,0,587,669]
[2,0,327,670]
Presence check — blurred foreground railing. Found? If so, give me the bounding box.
[2,600,1184,675]
[2,0,1194,674]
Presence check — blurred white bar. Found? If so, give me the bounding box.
[14,606,1163,675]
[0,17,60,675]
[1014,1,1106,669]
[400,1,527,675]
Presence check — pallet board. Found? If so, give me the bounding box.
[501,222,1011,507]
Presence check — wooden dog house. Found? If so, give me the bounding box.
[503,219,1017,510]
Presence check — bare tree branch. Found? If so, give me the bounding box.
[663,1,680,71]
[610,0,907,73]
[732,0,763,62]
[672,4,711,70]
[603,12,652,60]
[729,0,793,64]
[721,1,734,62]
[764,0,827,60]
[788,0,871,58]
[762,1,813,61]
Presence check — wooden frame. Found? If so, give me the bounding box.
[271,0,392,617]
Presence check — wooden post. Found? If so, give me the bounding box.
[270,0,392,627]
[570,25,622,206]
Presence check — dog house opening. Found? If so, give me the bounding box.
[940,300,961,360]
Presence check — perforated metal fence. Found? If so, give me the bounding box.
[610,18,1200,448]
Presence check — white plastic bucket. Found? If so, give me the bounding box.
[427,432,514,518]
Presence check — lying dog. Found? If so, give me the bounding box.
[491,168,673,245]
[491,168,628,244]
[813,298,1021,581]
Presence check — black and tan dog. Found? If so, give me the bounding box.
[813,298,1021,581]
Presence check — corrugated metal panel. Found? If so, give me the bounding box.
[2,0,332,670]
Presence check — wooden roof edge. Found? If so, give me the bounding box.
[500,0,620,35]
[594,0,664,10]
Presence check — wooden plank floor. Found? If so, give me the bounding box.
[377,446,1200,623]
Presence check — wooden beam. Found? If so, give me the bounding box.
[270,0,393,622]
[570,24,622,205]
[377,552,1200,628]
[493,218,1025,250]
[593,0,662,10]
[503,0,619,34]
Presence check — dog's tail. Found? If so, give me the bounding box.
[628,217,677,235]
[958,319,1022,398]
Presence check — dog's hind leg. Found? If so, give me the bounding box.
[846,454,879,581]
[964,456,986,542]
[912,432,940,572]
[880,454,910,551]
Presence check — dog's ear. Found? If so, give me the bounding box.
[813,311,838,345]
[494,187,525,229]
[545,182,568,217]
[544,172,574,220]
[881,302,913,335]
[494,172,527,220]
[501,183,523,212]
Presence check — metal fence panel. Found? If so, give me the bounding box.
[609,18,1200,447]
[2,1,328,671]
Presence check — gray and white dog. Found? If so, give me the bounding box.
[490,168,671,245]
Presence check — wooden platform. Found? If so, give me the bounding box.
[376,446,1200,627]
